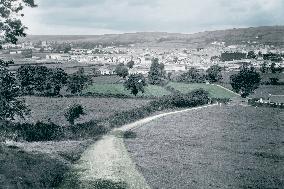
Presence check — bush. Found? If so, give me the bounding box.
[123,131,137,139]
[18,122,64,142]
[71,120,108,138]
[64,104,85,125]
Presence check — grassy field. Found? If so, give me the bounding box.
[83,83,172,98]
[167,82,238,98]
[125,105,284,189]
[21,96,150,126]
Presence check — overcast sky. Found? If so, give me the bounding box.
[22,0,284,35]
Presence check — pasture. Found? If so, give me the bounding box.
[167,82,238,99]
[82,83,172,98]
[125,105,284,189]
[22,96,150,126]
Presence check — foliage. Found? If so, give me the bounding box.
[126,60,135,69]
[148,58,166,85]
[17,65,68,96]
[124,74,147,96]
[0,60,30,120]
[269,78,279,85]
[0,0,37,48]
[177,67,205,83]
[19,122,64,142]
[123,130,137,139]
[260,62,268,73]
[230,65,261,98]
[270,62,277,73]
[64,104,85,125]
[220,52,246,62]
[67,68,92,94]
[247,51,256,59]
[206,65,223,83]
[115,63,129,78]
[109,89,210,127]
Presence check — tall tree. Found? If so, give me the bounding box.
[126,60,135,69]
[124,74,147,96]
[206,65,223,83]
[67,68,92,94]
[115,63,129,78]
[0,0,37,120]
[148,58,166,85]
[0,0,37,48]
[230,65,261,98]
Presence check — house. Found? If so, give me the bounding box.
[164,64,187,73]
[128,67,149,75]
[99,67,115,75]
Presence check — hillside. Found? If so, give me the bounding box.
[21,26,284,48]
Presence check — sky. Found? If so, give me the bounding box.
[22,0,284,35]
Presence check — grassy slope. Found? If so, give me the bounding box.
[167,82,237,98]
[125,105,284,189]
[0,144,68,188]
[22,97,150,126]
[83,83,171,98]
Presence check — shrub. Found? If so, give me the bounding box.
[64,104,85,125]
[71,120,108,138]
[123,130,137,139]
[18,122,64,142]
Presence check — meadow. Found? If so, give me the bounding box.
[125,105,284,189]
[167,82,238,99]
[82,83,172,98]
[22,96,150,126]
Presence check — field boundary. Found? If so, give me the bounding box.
[213,84,241,96]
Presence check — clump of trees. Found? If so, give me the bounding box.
[230,65,261,98]
[0,61,30,120]
[17,65,68,96]
[206,65,223,83]
[124,74,147,96]
[64,104,85,125]
[115,63,129,78]
[148,58,166,85]
[66,68,92,94]
[177,68,205,83]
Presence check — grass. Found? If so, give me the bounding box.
[21,96,150,126]
[82,83,171,98]
[125,105,284,189]
[167,82,237,99]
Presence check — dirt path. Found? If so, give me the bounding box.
[72,104,217,189]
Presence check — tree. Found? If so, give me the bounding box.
[178,67,205,83]
[64,104,85,125]
[17,66,68,96]
[270,62,277,73]
[0,61,30,120]
[260,62,268,73]
[230,65,261,98]
[126,60,135,69]
[206,65,223,83]
[0,0,36,120]
[0,0,37,48]
[115,63,129,78]
[124,74,147,96]
[247,51,256,59]
[148,58,166,85]
[67,68,92,94]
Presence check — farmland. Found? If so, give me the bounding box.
[82,83,172,98]
[21,96,150,125]
[125,105,284,189]
[167,82,238,98]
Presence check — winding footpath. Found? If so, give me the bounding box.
[72,104,218,189]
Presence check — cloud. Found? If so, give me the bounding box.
[22,0,284,35]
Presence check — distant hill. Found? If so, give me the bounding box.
[21,26,284,48]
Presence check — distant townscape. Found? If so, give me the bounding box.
[1,26,284,78]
